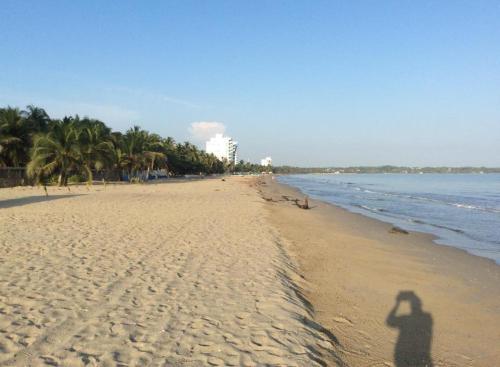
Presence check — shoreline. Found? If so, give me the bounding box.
[258,175,500,366]
[274,175,500,268]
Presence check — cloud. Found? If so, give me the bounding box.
[161,95,201,108]
[189,121,226,142]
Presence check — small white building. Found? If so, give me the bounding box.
[206,133,238,163]
[260,156,272,166]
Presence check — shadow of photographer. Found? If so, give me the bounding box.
[386,291,433,367]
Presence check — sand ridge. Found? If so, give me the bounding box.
[259,175,500,367]
[0,178,342,366]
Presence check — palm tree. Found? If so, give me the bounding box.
[22,105,50,133]
[142,133,166,178]
[0,107,31,167]
[108,132,128,177]
[120,126,145,178]
[27,118,83,186]
[120,126,165,181]
[3,103,225,184]
[78,119,113,184]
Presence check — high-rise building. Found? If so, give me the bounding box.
[205,133,238,163]
[260,156,272,166]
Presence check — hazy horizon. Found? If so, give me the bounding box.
[1,1,499,166]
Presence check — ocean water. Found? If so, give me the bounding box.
[278,174,500,264]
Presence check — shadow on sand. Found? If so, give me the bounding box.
[272,240,346,366]
[386,291,433,367]
[0,194,81,209]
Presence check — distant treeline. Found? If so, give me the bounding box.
[233,160,272,174]
[0,105,228,186]
[273,165,500,174]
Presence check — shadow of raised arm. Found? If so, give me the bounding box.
[386,291,433,367]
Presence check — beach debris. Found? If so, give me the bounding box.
[292,197,310,209]
[390,226,409,235]
[303,197,309,209]
[263,196,277,202]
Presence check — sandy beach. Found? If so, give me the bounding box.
[0,178,340,366]
[259,176,500,366]
[1,176,499,366]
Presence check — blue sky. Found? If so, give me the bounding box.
[1,1,499,166]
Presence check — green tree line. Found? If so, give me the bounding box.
[0,105,226,185]
[233,160,271,174]
[273,166,500,174]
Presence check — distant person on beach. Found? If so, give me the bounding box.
[386,291,433,367]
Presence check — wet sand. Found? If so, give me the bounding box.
[259,175,500,366]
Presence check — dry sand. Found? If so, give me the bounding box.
[1,176,499,367]
[259,175,500,367]
[0,178,340,366]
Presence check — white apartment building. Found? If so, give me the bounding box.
[206,133,238,163]
[260,156,272,166]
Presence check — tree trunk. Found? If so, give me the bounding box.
[86,166,93,186]
[58,172,64,187]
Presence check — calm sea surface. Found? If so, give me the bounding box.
[278,174,500,264]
